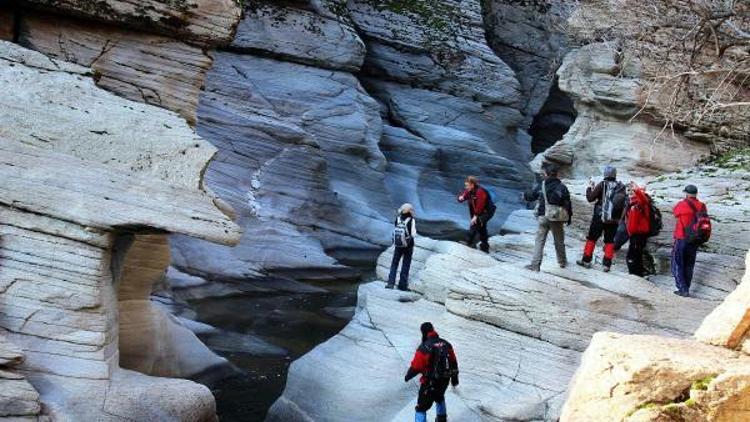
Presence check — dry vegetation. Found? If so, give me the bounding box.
[567,0,750,151]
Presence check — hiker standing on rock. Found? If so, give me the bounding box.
[387,203,417,291]
[457,176,496,253]
[522,163,572,272]
[405,322,459,422]
[623,184,652,277]
[672,185,711,297]
[576,166,627,272]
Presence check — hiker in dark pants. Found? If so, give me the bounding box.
[623,184,651,277]
[672,185,710,297]
[457,176,495,253]
[405,322,459,422]
[387,203,417,291]
[576,166,625,272]
[522,163,572,272]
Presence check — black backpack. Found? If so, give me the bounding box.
[648,200,662,237]
[393,217,412,248]
[427,339,453,383]
[601,181,627,224]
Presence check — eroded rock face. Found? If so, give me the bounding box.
[0,42,239,421]
[118,235,229,378]
[0,336,42,419]
[536,43,711,178]
[16,13,214,124]
[17,0,241,47]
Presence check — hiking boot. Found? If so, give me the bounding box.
[397,286,410,292]
[524,264,540,272]
[673,290,689,297]
[559,261,567,269]
[385,284,395,290]
[602,265,611,273]
[576,259,592,269]
[435,416,447,422]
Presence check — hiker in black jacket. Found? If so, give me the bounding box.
[576,165,625,272]
[522,163,572,272]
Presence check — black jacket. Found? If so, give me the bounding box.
[586,176,618,218]
[524,177,572,222]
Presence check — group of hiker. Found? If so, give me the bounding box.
[390,166,712,421]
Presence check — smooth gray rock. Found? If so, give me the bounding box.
[231,4,365,71]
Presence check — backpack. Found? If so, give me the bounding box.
[427,339,454,383]
[601,181,627,224]
[541,180,569,222]
[481,187,497,220]
[684,200,711,245]
[647,201,662,238]
[393,217,412,248]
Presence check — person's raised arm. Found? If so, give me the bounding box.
[586,181,602,203]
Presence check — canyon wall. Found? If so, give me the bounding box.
[268,6,750,420]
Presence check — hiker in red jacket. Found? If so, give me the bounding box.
[405,322,459,422]
[457,176,495,253]
[623,184,651,277]
[672,184,709,297]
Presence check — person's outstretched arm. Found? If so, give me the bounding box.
[586,181,602,203]
[457,189,469,203]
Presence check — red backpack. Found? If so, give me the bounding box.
[684,200,711,245]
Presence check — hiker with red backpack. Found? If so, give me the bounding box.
[405,322,459,422]
[577,166,627,272]
[457,176,496,253]
[672,185,711,297]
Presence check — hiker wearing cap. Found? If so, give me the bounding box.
[672,185,711,297]
[387,203,417,291]
[457,176,497,253]
[522,163,572,272]
[405,322,459,422]
[576,166,627,272]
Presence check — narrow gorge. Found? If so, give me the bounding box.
[0,1,748,421]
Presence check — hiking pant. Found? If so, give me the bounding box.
[467,217,489,252]
[415,380,449,418]
[626,234,647,277]
[387,246,413,290]
[582,217,618,266]
[530,217,566,269]
[672,239,698,293]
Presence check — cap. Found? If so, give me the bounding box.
[603,165,617,179]
[683,185,698,195]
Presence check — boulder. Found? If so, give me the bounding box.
[230,3,365,72]
[17,13,214,124]
[561,332,750,422]
[17,0,241,47]
[696,252,750,350]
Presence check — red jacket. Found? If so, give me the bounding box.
[673,197,707,240]
[625,188,651,236]
[406,331,458,385]
[458,186,488,217]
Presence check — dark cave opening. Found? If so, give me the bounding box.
[528,79,577,154]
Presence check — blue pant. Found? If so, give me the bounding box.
[388,246,413,289]
[672,239,698,293]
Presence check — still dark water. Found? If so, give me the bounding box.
[188,279,360,421]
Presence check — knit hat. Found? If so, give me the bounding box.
[603,165,617,179]
[420,322,434,336]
